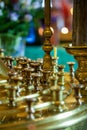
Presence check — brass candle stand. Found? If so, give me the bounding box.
[65,46,87,102]
[0,0,87,130]
[0,49,87,129]
[42,0,53,71]
[65,46,87,84]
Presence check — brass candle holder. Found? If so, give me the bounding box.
[65,46,87,84]
[43,0,53,71]
[65,45,87,102]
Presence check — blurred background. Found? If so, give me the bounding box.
[0,0,77,71]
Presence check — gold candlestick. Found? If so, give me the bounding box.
[43,0,53,71]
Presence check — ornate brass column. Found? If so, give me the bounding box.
[65,0,87,102]
[43,0,53,71]
[65,0,87,84]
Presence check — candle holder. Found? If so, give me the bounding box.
[65,45,87,102]
[42,0,53,71]
[65,46,87,83]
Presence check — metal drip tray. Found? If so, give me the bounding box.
[0,104,87,130]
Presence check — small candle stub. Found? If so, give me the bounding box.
[53,46,57,58]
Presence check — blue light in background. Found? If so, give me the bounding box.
[26,22,36,44]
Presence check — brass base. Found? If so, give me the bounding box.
[65,46,87,84]
[65,45,87,102]
[0,104,87,130]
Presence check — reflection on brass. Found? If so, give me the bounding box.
[31,73,43,92]
[43,0,53,71]
[67,62,75,84]
[73,84,83,105]
[65,46,87,102]
[65,46,87,84]
[58,65,68,112]
[0,59,9,78]
[0,0,87,130]
[8,75,23,107]
[4,56,14,69]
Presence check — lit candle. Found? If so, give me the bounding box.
[53,46,57,58]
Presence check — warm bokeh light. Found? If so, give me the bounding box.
[70,7,73,15]
[50,27,54,34]
[61,27,69,34]
[38,27,44,36]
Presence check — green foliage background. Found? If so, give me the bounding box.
[0,0,44,37]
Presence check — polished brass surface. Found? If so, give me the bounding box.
[4,56,14,69]
[1,100,87,130]
[65,46,87,84]
[65,46,87,102]
[0,62,87,130]
[43,0,53,71]
[0,59,9,78]
[0,0,87,130]
[67,62,75,84]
